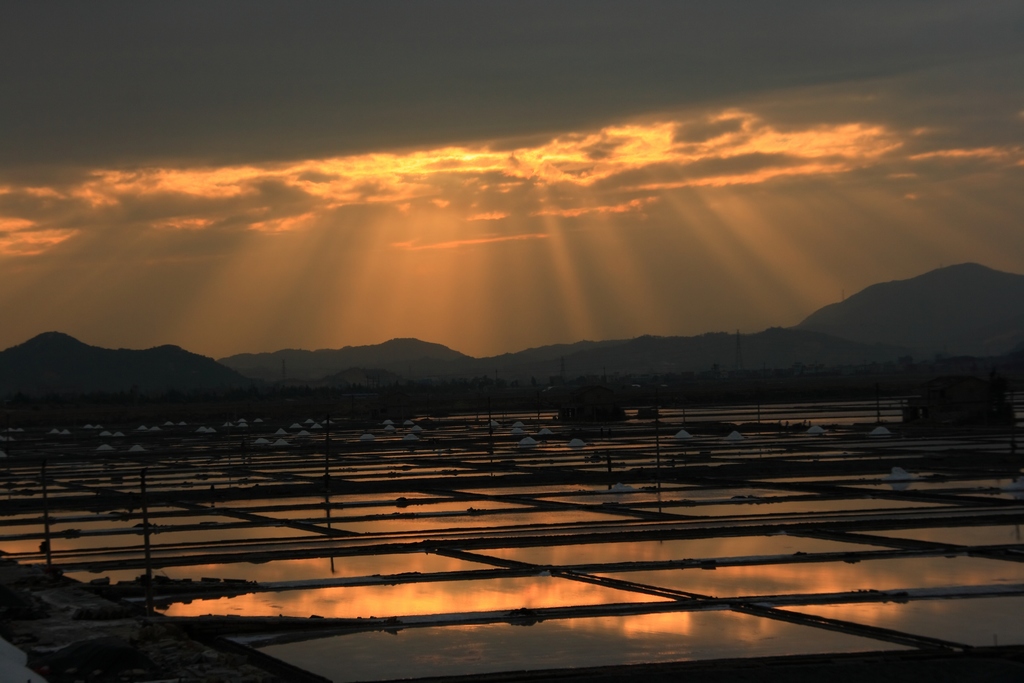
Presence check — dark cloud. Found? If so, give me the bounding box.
[2,1,1021,169]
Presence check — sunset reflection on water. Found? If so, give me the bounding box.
[162,574,669,618]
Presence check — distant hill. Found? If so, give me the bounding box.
[796,263,1024,357]
[519,328,908,378]
[222,329,906,383]
[0,332,249,396]
[219,338,471,382]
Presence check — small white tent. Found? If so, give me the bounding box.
[674,429,692,440]
[725,431,744,442]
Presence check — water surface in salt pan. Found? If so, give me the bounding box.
[161,574,668,618]
[258,609,906,682]
[863,525,1024,547]
[597,556,1024,598]
[788,595,1024,647]
[69,551,489,585]
[481,534,885,566]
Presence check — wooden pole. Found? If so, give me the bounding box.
[141,469,153,617]
[42,460,52,568]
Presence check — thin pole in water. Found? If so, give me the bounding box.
[141,468,153,617]
[487,397,494,474]
[325,413,331,480]
[654,388,661,478]
[42,460,52,568]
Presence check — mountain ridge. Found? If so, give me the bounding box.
[796,263,1024,357]
[0,331,249,395]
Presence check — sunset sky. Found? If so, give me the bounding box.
[1,2,1022,358]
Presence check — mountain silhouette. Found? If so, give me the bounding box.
[222,329,907,383]
[0,332,248,395]
[474,328,907,380]
[220,338,470,381]
[796,263,1024,357]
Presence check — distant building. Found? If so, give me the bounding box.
[902,375,1012,425]
[558,386,625,422]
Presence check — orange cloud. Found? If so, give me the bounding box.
[466,211,509,221]
[0,108,975,261]
[392,233,548,251]
[0,219,77,256]
[532,198,655,218]
[908,146,1024,162]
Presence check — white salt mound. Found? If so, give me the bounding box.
[883,466,915,482]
